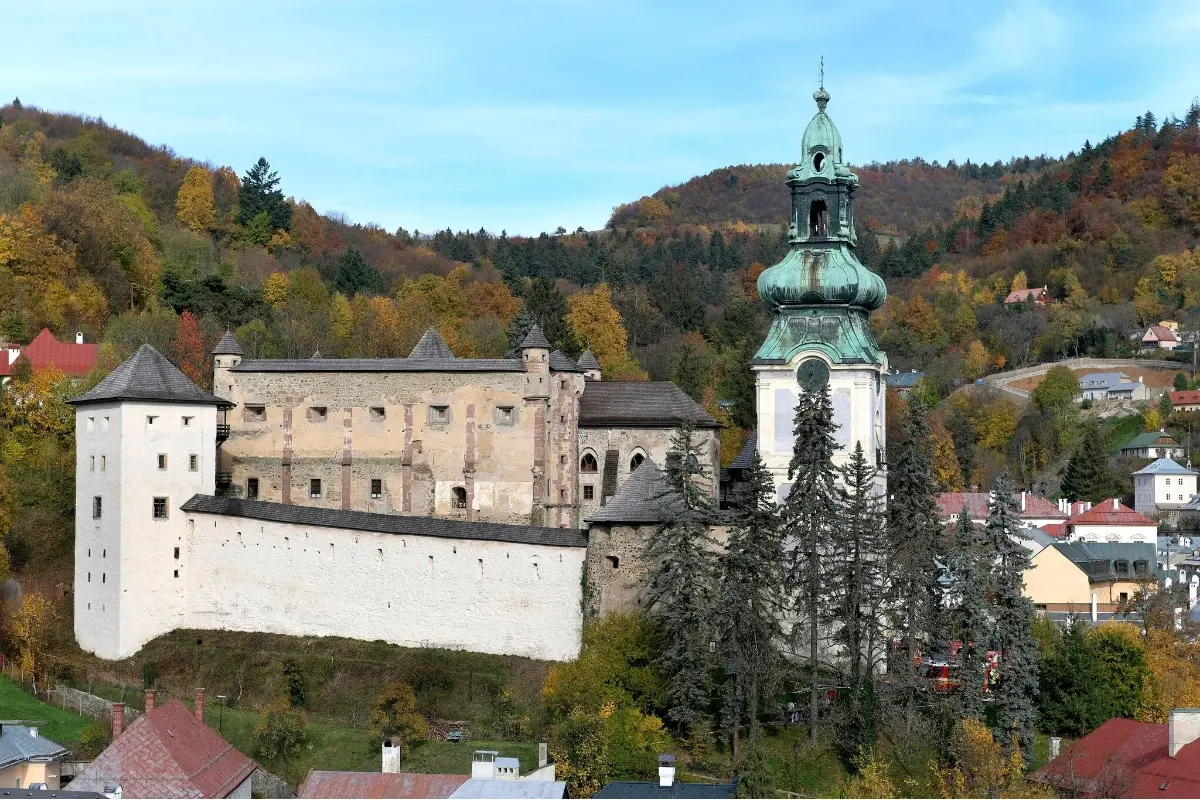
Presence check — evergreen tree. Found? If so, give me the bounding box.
[1060,426,1116,503]
[333,248,384,296]
[984,474,1039,760]
[645,424,717,729]
[945,509,992,723]
[236,157,292,231]
[781,382,840,743]
[1159,390,1174,422]
[734,732,775,799]
[885,405,946,732]
[714,452,785,758]
[507,276,580,355]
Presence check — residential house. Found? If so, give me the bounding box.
[935,492,1067,529]
[0,724,71,790]
[1025,541,1156,615]
[298,773,470,799]
[1078,372,1150,402]
[1003,286,1049,305]
[1066,499,1159,543]
[0,328,98,385]
[595,755,738,799]
[1143,324,1180,349]
[1171,390,1200,412]
[70,692,257,799]
[1033,709,1200,797]
[1119,430,1185,460]
[1134,459,1199,519]
[885,369,924,395]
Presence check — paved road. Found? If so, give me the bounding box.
[980,357,1183,400]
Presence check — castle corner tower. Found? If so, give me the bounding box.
[753,83,888,499]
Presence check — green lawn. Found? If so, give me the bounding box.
[402,740,541,775]
[0,677,93,752]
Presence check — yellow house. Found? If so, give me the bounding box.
[0,724,70,790]
[1025,542,1156,614]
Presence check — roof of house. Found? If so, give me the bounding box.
[1004,287,1046,304]
[1068,499,1159,526]
[1173,390,1200,406]
[1134,458,1198,476]
[1122,431,1182,450]
[449,779,567,798]
[211,331,244,356]
[885,370,924,388]
[1078,372,1135,391]
[1146,324,1180,342]
[234,356,525,373]
[1033,716,1200,798]
[578,382,720,429]
[3,328,99,376]
[0,725,71,771]
[934,492,1067,521]
[181,494,589,548]
[1053,542,1157,582]
[410,328,456,360]
[68,345,233,408]
[585,460,682,524]
[70,699,256,799]
[729,430,758,470]
[594,780,738,799]
[298,772,469,799]
[577,349,601,371]
[549,350,583,373]
[519,324,552,350]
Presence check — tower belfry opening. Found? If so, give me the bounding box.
[809,199,828,237]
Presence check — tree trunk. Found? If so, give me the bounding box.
[810,575,820,744]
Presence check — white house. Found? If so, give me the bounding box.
[1120,431,1185,460]
[1078,372,1150,402]
[1065,498,1159,544]
[1133,458,1199,517]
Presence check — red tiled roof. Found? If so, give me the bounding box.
[1068,499,1157,527]
[1172,390,1200,406]
[1034,717,1200,798]
[6,329,98,376]
[1004,287,1046,304]
[0,345,22,377]
[1041,523,1066,538]
[935,492,1067,521]
[298,771,469,799]
[70,700,257,798]
[1145,325,1180,342]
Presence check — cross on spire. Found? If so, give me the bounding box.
[819,55,824,90]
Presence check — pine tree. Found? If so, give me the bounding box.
[645,424,717,729]
[507,276,580,355]
[334,248,384,296]
[984,474,1039,760]
[781,382,840,743]
[1060,426,1116,503]
[945,509,992,723]
[885,405,946,732]
[236,157,292,231]
[714,451,785,758]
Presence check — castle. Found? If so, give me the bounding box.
[72,85,886,663]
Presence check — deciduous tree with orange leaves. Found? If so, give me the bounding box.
[566,283,646,380]
[175,166,215,232]
[173,310,209,389]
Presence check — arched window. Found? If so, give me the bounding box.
[809,199,828,237]
[580,452,598,473]
[451,486,467,509]
[630,452,646,471]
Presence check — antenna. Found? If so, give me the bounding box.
[819,55,824,89]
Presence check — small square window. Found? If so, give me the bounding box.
[157,454,168,470]
[310,479,322,498]
[430,405,450,424]
[559,488,567,500]
[87,416,95,431]
[92,496,102,519]
[147,415,158,425]
[101,455,106,471]
[102,416,109,430]
[370,406,386,422]
[153,497,169,519]
[90,455,95,471]
[307,406,328,422]
[495,406,514,426]
[189,454,199,472]
[182,416,193,427]
[174,547,180,559]
[244,405,267,422]
[371,478,383,499]
[583,485,594,500]
[174,569,179,578]
[247,478,259,499]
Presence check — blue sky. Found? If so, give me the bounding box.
[5,0,1199,235]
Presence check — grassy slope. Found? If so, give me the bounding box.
[0,677,93,751]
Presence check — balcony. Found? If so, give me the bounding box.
[215,423,230,444]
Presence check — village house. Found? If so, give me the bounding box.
[1063,499,1159,543]
[934,491,1067,529]
[0,328,98,385]
[1003,286,1050,306]
[1134,459,1199,519]
[0,724,71,790]
[594,755,737,799]
[1119,430,1185,460]
[1171,389,1200,412]
[885,369,924,396]
[1024,541,1156,616]
[1143,323,1180,349]
[1078,372,1150,402]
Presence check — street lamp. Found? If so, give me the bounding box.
[216,694,227,735]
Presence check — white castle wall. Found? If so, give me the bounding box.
[180,511,585,661]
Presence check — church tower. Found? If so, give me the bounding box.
[753,82,888,499]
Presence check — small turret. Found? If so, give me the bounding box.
[520,324,551,398]
[577,349,602,381]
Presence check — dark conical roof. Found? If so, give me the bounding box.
[69,344,232,407]
[585,459,682,524]
[409,328,455,360]
[577,349,601,371]
[519,324,551,350]
[212,331,244,356]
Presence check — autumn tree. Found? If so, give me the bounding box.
[175,166,215,232]
[172,310,208,389]
[369,682,428,755]
[931,422,965,491]
[12,591,57,686]
[566,283,646,379]
[253,700,309,779]
[1031,365,1081,419]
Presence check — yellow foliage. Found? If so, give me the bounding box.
[1137,631,1200,723]
[936,720,1047,799]
[931,423,964,492]
[175,166,215,232]
[844,750,897,798]
[1010,270,1028,292]
[1163,152,1200,227]
[0,366,75,439]
[1143,408,1162,432]
[904,295,942,344]
[329,292,352,345]
[263,272,290,309]
[950,391,1019,450]
[566,284,646,380]
[268,229,294,249]
[12,592,57,684]
[964,340,990,380]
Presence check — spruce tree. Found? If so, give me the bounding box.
[236,157,292,231]
[781,382,840,743]
[945,509,992,723]
[1060,426,1116,503]
[885,405,946,732]
[714,451,785,758]
[507,276,580,355]
[645,424,717,730]
[984,474,1039,760]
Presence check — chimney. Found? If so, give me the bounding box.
[194,688,205,723]
[1050,737,1062,759]
[144,689,156,712]
[75,331,84,345]
[1091,592,1098,622]
[658,754,676,788]
[112,703,125,738]
[1170,709,1200,757]
[1113,498,1119,510]
[539,743,548,769]
[382,739,402,773]
[1020,491,1027,512]
[30,727,38,739]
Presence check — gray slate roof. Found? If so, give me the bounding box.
[0,725,71,771]
[549,350,583,372]
[594,780,737,799]
[579,382,721,429]
[585,460,683,524]
[234,358,524,373]
[519,324,552,350]
[68,345,233,407]
[577,349,601,371]
[410,328,456,360]
[886,370,923,389]
[450,779,566,799]
[180,495,588,548]
[1133,457,1197,476]
[729,430,758,470]
[1053,542,1157,582]
[212,331,244,356]
[1078,372,1133,391]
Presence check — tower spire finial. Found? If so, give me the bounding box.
[813,57,830,112]
[819,55,824,90]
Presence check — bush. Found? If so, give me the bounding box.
[253,699,309,765]
[79,721,107,758]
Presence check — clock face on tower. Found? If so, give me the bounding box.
[796,358,829,392]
